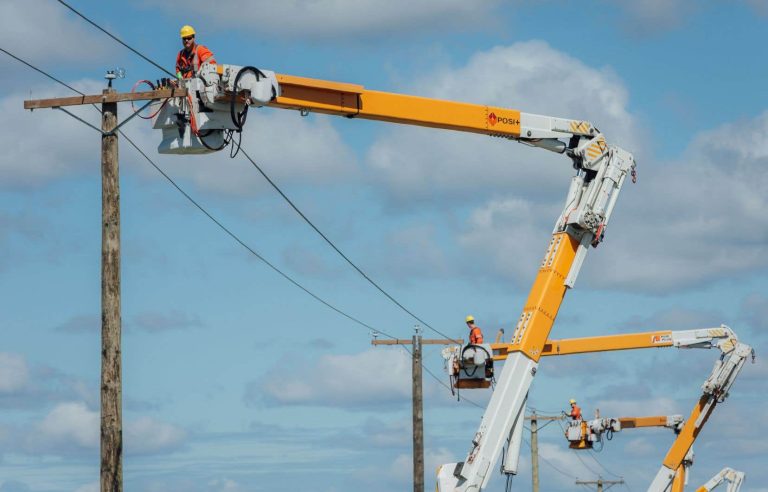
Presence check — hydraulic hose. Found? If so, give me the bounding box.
[230,66,267,132]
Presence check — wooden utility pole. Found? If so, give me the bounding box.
[530,412,540,492]
[524,413,563,492]
[575,478,625,491]
[372,333,460,492]
[24,84,185,492]
[100,88,122,492]
[412,330,423,492]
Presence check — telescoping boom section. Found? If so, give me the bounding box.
[155,64,636,492]
[696,468,745,492]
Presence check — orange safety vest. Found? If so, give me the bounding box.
[469,325,484,344]
[570,405,582,420]
[176,44,216,78]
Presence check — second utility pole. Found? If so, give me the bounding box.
[412,328,423,492]
[372,331,460,492]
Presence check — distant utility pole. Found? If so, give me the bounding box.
[575,478,625,492]
[24,76,187,492]
[525,412,564,492]
[372,330,461,492]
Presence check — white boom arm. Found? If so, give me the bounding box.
[697,468,745,492]
[437,142,634,492]
[647,336,754,492]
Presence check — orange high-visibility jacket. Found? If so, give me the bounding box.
[469,325,484,344]
[176,44,216,78]
[570,405,582,420]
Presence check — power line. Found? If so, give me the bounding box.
[0,47,84,96]
[1,47,401,342]
[521,437,579,480]
[587,449,624,480]
[55,0,175,78]
[239,149,460,343]
[53,0,460,345]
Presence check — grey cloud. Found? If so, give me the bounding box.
[608,0,696,34]
[0,481,31,492]
[54,311,204,334]
[130,310,203,333]
[0,355,96,410]
[149,0,502,40]
[618,307,727,333]
[0,0,114,65]
[54,314,100,334]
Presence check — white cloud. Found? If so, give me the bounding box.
[0,81,105,188]
[206,478,244,492]
[368,42,768,292]
[0,353,29,393]
[253,348,412,407]
[366,41,641,204]
[24,402,184,456]
[588,111,768,290]
[35,401,99,449]
[74,482,99,492]
[0,0,113,64]
[152,0,501,39]
[125,416,185,454]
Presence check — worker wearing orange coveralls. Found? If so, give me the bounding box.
[176,25,216,79]
[568,399,582,420]
[466,315,484,344]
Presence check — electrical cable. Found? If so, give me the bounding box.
[587,449,624,480]
[0,46,84,95]
[55,0,176,78]
[1,47,402,343]
[521,436,579,480]
[56,0,461,346]
[239,148,462,344]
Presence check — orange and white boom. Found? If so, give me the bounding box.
[696,468,745,492]
[156,63,636,492]
[492,325,740,361]
[647,338,753,492]
[565,414,684,450]
[448,326,740,388]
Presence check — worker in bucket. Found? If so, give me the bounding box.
[568,399,582,420]
[176,25,216,79]
[466,315,484,345]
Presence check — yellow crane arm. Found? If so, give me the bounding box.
[268,74,526,138]
[490,325,736,361]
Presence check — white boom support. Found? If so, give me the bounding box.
[698,468,745,492]
[437,144,634,492]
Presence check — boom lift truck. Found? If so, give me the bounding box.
[696,468,744,492]
[152,64,636,491]
[448,325,753,492]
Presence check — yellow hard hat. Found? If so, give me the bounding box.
[180,25,196,38]
[465,315,474,323]
[569,399,577,404]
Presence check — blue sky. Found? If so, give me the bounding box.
[1,1,767,491]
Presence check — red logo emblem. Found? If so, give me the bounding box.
[488,112,497,126]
